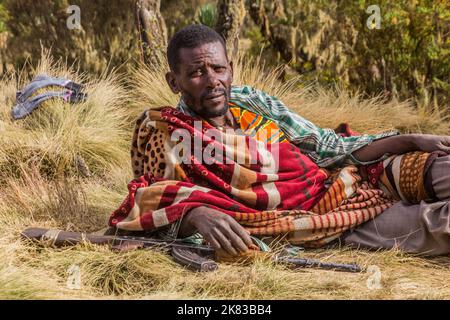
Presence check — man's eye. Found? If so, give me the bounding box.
[215,67,226,72]
[191,69,202,76]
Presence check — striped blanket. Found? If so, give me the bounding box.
[110,107,394,246]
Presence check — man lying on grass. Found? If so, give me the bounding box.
[109,25,450,257]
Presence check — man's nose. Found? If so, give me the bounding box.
[205,69,220,88]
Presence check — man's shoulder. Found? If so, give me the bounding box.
[230,85,275,105]
[231,85,254,97]
[229,85,287,116]
[230,85,266,98]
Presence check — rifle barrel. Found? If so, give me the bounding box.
[280,256,362,273]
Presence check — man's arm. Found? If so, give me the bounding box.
[230,86,399,168]
[352,134,450,162]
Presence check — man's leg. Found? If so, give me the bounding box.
[341,155,450,256]
[428,155,450,200]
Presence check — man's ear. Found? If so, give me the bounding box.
[165,71,180,94]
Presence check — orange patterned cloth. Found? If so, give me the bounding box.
[228,103,287,144]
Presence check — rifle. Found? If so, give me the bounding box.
[21,227,361,273]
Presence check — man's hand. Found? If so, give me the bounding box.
[179,206,254,256]
[410,134,450,154]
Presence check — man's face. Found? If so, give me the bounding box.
[166,41,233,118]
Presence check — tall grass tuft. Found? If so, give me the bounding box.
[0,53,131,183]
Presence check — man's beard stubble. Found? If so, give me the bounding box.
[184,88,230,118]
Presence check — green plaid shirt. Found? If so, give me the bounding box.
[177,85,399,169]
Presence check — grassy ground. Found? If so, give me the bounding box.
[0,53,449,300]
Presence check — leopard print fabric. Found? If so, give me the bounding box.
[130,110,168,179]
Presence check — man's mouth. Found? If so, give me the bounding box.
[204,92,224,100]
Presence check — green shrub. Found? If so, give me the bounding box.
[247,0,450,107]
[2,0,140,75]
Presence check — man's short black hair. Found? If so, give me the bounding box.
[167,24,227,73]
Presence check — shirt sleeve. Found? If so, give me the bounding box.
[231,86,399,169]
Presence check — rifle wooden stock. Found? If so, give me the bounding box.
[21,227,218,272]
[21,227,115,246]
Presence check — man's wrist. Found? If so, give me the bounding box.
[179,206,203,237]
[384,134,417,154]
[401,134,420,151]
[185,206,205,224]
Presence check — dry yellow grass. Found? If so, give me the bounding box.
[0,53,131,183]
[0,52,449,300]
